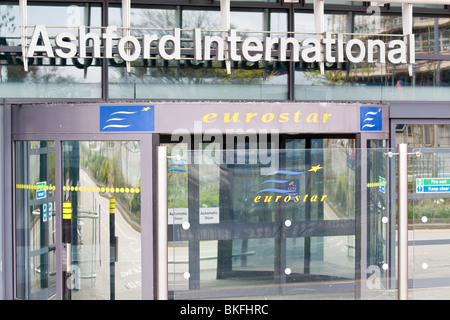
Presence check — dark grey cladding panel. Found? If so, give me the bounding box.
[12,103,100,134]
[390,102,450,119]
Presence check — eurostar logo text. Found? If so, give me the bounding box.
[254,165,327,204]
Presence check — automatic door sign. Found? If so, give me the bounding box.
[416,178,450,193]
[36,181,47,199]
[168,208,189,225]
[200,207,220,224]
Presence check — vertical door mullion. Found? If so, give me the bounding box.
[189,136,200,293]
[54,139,63,300]
[24,142,30,299]
[288,4,295,101]
[39,142,48,291]
[304,138,311,274]
[277,136,287,295]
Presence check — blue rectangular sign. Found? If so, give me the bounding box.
[43,204,47,222]
[100,105,155,132]
[360,106,382,131]
[37,190,46,198]
[417,185,450,193]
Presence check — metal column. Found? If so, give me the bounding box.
[397,143,408,300]
[157,146,168,300]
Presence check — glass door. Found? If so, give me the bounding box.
[365,140,393,298]
[15,141,56,300]
[410,148,450,299]
[283,138,357,296]
[14,140,142,300]
[166,135,362,299]
[61,140,142,300]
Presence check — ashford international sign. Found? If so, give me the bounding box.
[24,25,415,66]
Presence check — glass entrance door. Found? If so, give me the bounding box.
[410,148,450,299]
[14,140,142,300]
[166,135,361,299]
[283,138,357,295]
[61,140,142,300]
[15,141,56,300]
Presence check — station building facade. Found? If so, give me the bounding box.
[0,0,449,300]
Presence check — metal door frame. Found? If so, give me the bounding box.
[11,103,157,300]
[159,132,390,299]
[13,140,57,299]
[9,101,391,300]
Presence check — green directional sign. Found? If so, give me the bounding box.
[416,178,450,193]
[417,178,450,186]
[36,181,47,199]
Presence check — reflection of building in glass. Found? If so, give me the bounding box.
[324,14,449,87]
[1,0,450,302]
[0,3,448,100]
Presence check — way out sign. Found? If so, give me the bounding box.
[36,181,47,199]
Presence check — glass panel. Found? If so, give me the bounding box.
[163,142,189,295]
[411,148,450,299]
[396,124,450,148]
[199,143,220,221]
[437,126,450,147]
[388,3,446,9]
[0,4,18,46]
[62,141,141,300]
[366,144,393,299]
[108,7,288,100]
[168,147,394,299]
[305,0,445,9]
[294,12,449,101]
[413,17,450,56]
[215,0,278,2]
[15,141,56,300]
[0,3,102,99]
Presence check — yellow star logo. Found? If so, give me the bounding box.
[308,164,323,173]
[142,106,151,112]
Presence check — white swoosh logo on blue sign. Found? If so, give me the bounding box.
[361,110,380,130]
[102,110,138,130]
[110,111,137,115]
[107,118,125,122]
[261,180,289,184]
[102,124,131,129]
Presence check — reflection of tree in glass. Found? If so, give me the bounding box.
[1,6,81,83]
[113,9,275,85]
[132,9,178,33]
[29,66,76,83]
[0,5,16,37]
[304,69,347,86]
[0,5,26,81]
